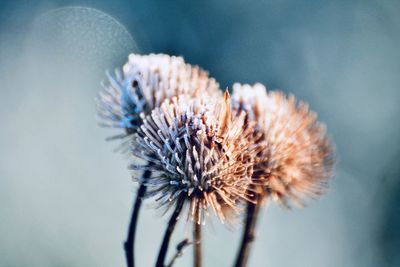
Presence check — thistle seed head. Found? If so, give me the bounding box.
[131,93,257,224]
[232,83,335,207]
[96,54,221,146]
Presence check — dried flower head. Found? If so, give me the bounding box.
[96,53,221,147]
[232,83,335,207]
[131,93,257,224]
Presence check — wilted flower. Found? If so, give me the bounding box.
[131,92,258,224]
[96,53,221,148]
[232,83,335,207]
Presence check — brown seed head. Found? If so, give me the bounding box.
[232,83,335,207]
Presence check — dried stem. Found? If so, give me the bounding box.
[156,196,185,267]
[193,216,202,267]
[166,239,192,267]
[234,196,262,267]
[124,169,151,267]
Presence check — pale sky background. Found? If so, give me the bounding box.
[0,1,399,267]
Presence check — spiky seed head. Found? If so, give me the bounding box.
[232,83,335,207]
[96,53,221,146]
[131,93,257,224]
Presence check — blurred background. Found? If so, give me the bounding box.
[0,0,399,266]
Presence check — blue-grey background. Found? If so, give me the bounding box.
[1,1,399,266]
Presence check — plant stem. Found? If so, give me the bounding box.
[166,239,192,267]
[234,196,262,267]
[156,196,185,267]
[193,215,202,267]
[124,169,151,267]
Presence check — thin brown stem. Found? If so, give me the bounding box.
[156,196,185,267]
[234,196,262,267]
[193,216,202,267]
[124,169,151,267]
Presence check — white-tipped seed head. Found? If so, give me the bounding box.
[132,93,258,224]
[96,54,221,145]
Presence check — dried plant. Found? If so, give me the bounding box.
[96,54,221,267]
[131,93,260,266]
[231,83,335,267]
[96,53,335,267]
